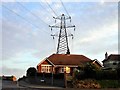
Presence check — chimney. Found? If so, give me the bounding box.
[105,52,108,59]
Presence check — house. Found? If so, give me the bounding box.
[37,54,102,74]
[102,52,120,70]
[2,75,17,81]
[92,59,103,68]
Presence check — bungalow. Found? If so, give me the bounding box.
[2,75,16,81]
[37,54,102,74]
[102,52,120,70]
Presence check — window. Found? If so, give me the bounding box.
[41,66,45,72]
[61,67,66,73]
[41,65,51,73]
[61,67,64,72]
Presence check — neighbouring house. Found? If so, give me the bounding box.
[37,54,102,74]
[102,52,120,70]
[92,59,103,68]
[2,75,17,81]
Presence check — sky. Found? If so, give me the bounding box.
[1,0,119,79]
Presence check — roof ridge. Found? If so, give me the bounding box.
[109,54,120,57]
[51,53,86,56]
[110,54,120,55]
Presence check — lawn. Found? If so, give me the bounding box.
[97,80,120,88]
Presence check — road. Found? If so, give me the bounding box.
[1,80,25,89]
[1,80,120,90]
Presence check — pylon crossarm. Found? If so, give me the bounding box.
[66,25,75,28]
[53,17,61,20]
[64,17,71,20]
[49,25,60,28]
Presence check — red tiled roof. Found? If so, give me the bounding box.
[103,54,120,62]
[47,54,92,65]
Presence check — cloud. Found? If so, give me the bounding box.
[0,20,2,60]
[2,1,118,78]
[2,65,25,79]
[1,0,119,3]
[72,21,118,61]
[2,19,31,60]
[79,23,117,44]
[2,17,53,60]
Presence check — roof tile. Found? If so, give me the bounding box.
[47,54,91,65]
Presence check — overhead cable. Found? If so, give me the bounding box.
[60,0,70,17]
[45,0,58,17]
[2,5,50,34]
[38,1,54,17]
[17,2,49,26]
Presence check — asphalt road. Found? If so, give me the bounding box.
[1,80,25,89]
[1,80,120,90]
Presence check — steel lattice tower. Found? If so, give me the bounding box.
[49,14,75,54]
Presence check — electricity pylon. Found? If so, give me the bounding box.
[49,14,75,54]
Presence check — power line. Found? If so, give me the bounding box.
[38,1,54,17]
[2,4,50,34]
[60,0,70,17]
[16,2,49,26]
[45,0,58,17]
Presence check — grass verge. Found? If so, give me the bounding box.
[97,80,120,88]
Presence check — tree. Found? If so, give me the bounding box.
[117,68,120,80]
[84,62,97,79]
[73,62,99,79]
[26,67,37,77]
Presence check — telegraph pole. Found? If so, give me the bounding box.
[49,14,75,54]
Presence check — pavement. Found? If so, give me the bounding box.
[18,80,63,89]
[2,80,64,90]
[14,80,120,90]
[2,80,25,89]
[1,80,120,90]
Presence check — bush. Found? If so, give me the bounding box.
[117,68,120,79]
[26,67,37,77]
[74,62,99,80]
[98,80,120,88]
[95,70,118,80]
[74,62,119,80]
[74,70,85,80]
[72,79,101,88]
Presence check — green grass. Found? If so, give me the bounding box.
[97,80,120,88]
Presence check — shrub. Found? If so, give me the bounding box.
[72,79,101,89]
[74,62,99,80]
[98,80,120,88]
[117,68,120,80]
[26,67,37,77]
[95,70,118,80]
[74,63,119,80]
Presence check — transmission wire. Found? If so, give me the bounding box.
[45,0,58,17]
[38,1,54,17]
[2,5,50,34]
[16,2,49,26]
[60,0,70,17]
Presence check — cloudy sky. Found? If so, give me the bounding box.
[1,0,119,79]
